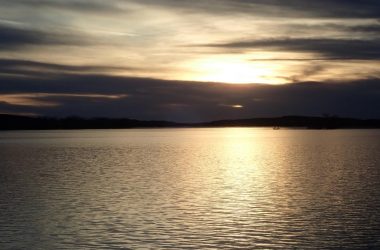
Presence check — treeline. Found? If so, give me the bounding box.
[203,116,380,129]
[1,114,380,130]
[0,114,180,130]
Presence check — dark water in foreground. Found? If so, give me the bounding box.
[1,128,380,249]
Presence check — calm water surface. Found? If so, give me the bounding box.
[1,128,380,249]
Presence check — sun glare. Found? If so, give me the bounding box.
[186,56,283,84]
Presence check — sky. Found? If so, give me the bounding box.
[0,0,379,122]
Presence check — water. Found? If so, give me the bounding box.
[1,128,380,249]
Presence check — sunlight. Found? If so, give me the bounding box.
[221,128,259,177]
[186,56,283,84]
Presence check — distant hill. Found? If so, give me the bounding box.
[0,114,181,130]
[201,116,380,129]
[1,114,380,130]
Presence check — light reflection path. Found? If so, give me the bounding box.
[0,128,380,249]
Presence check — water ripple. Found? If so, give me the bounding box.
[1,129,380,249]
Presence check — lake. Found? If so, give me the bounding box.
[1,128,380,249]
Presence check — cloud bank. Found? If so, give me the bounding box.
[0,1,379,120]
[1,64,379,121]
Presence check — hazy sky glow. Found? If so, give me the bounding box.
[0,0,379,121]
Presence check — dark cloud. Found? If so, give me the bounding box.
[0,24,87,50]
[201,38,380,61]
[0,1,378,121]
[273,22,380,37]
[347,24,380,33]
[0,59,137,76]
[288,64,326,82]
[133,0,380,18]
[0,0,122,13]
[4,0,379,18]
[0,71,379,121]
[0,101,39,116]
[249,0,380,18]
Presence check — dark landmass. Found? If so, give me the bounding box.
[0,114,180,130]
[1,114,380,130]
[201,116,380,129]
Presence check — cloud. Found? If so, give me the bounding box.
[347,23,380,33]
[288,64,326,82]
[0,59,138,76]
[1,1,379,84]
[200,38,380,61]
[6,0,377,19]
[0,24,87,50]
[0,0,123,13]
[0,71,379,121]
[0,1,379,122]
[131,0,380,18]
[248,0,380,18]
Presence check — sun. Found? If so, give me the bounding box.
[185,56,283,84]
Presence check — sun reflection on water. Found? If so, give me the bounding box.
[2,129,379,248]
